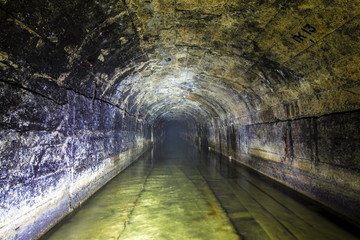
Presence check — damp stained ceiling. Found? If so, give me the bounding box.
[0,0,359,126]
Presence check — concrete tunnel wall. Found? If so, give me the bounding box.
[0,0,359,239]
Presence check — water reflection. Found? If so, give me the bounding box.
[41,139,359,240]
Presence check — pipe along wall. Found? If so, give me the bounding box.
[1,0,360,239]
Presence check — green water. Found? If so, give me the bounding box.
[41,140,359,240]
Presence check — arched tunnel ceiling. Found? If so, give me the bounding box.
[0,0,359,126]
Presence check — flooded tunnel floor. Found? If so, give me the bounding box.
[42,140,359,240]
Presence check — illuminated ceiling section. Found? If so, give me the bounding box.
[101,0,359,125]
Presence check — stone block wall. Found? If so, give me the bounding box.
[204,111,360,222]
[0,82,152,240]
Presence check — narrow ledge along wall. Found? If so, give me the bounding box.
[202,110,360,223]
[0,83,152,240]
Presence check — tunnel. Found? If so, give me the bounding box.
[0,0,359,239]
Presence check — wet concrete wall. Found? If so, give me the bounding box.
[204,110,360,222]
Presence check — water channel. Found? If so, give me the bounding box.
[41,138,359,240]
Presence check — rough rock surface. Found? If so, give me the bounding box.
[0,0,359,239]
[0,82,151,240]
